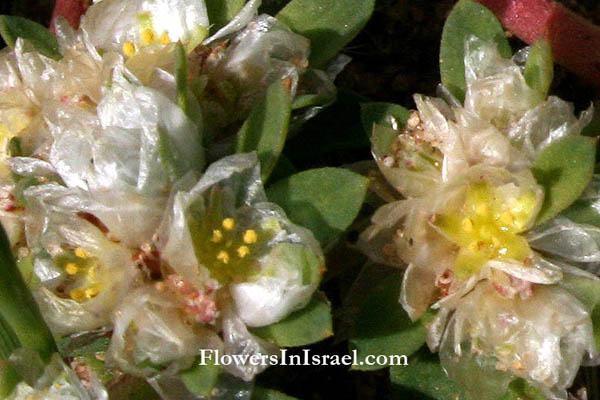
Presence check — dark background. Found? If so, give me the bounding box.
[1,0,600,399]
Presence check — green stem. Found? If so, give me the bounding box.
[0,225,56,362]
[0,313,19,360]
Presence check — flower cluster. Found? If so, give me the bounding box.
[360,36,600,399]
[0,0,329,397]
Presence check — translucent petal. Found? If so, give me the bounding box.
[205,0,262,44]
[81,0,209,52]
[6,352,105,400]
[23,184,140,335]
[528,217,600,263]
[464,36,540,131]
[205,15,310,126]
[106,285,221,377]
[440,282,595,395]
[508,97,593,159]
[220,303,278,381]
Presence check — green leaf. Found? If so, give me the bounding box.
[561,191,600,228]
[205,0,246,33]
[266,168,369,247]
[252,387,299,400]
[561,198,600,228]
[158,127,185,181]
[173,42,205,170]
[559,272,600,351]
[0,225,56,363]
[291,92,334,110]
[440,0,511,102]
[250,293,333,347]
[276,0,375,68]
[349,276,428,371]
[360,102,411,136]
[175,42,189,115]
[0,15,60,60]
[524,39,553,101]
[500,378,548,400]
[390,348,465,400]
[57,334,114,385]
[0,314,19,361]
[532,135,597,224]
[0,362,21,398]
[236,79,292,182]
[180,357,221,397]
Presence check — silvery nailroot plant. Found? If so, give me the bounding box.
[348,1,600,399]
[0,0,373,398]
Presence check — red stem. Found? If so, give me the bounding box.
[475,0,600,88]
[50,0,91,33]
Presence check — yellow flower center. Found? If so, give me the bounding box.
[56,247,104,302]
[434,182,538,279]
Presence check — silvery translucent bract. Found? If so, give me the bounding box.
[6,351,107,400]
[359,35,599,398]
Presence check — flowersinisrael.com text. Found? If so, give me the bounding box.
[198,349,408,368]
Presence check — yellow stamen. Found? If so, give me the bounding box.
[74,247,88,259]
[160,32,171,45]
[222,218,235,231]
[70,288,86,302]
[500,211,514,226]
[122,42,136,57]
[479,225,492,240]
[475,203,489,216]
[65,263,79,275]
[237,246,250,258]
[141,28,155,45]
[87,265,96,279]
[461,218,473,233]
[243,229,258,244]
[216,251,230,264]
[211,229,223,243]
[84,286,100,299]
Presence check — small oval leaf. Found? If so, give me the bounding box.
[524,39,554,101]
[360,102,411,137]
[205,0,246,34]
[266,167,369,247]
[390,348,465,400]
[440,0,511,102]
[0,15,61,60]
[532,135,597,224]
[276,0,375,68]
[236,79,292,182]
[349,273,428,371]
[561,199,600,228]
[180,357,221,397]
[250,293,333,347]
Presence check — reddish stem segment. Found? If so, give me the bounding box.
[50,0,90,33]
[475,0,600,88]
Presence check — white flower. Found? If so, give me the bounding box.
[360,35,599,397]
